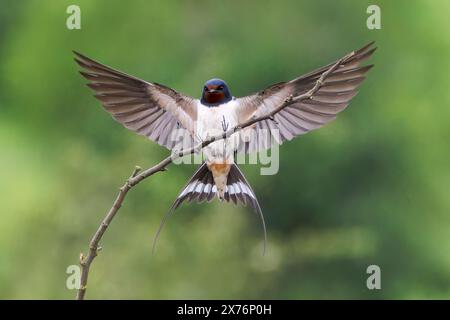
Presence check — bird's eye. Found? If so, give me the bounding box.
[218,85,224,90]
[204,86,208,91]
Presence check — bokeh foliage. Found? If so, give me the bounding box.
[0,0,449,299]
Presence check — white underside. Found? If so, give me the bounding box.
[196,100,240,164]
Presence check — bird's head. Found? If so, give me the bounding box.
[201,78,232,107]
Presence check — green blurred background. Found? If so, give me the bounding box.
[0,0,449,299]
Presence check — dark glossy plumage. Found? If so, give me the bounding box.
[200,78,232,106]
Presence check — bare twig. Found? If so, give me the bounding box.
[75,52,353,300]
[76,166,142,300]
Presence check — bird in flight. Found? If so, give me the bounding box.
[74,42,376,253]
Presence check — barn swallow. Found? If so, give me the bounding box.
[74,42,376,253]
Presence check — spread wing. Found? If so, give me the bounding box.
[234,42,376,153]
[74,52,198,150]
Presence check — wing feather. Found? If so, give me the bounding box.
[234,42,376,153]
[74,51,198,150]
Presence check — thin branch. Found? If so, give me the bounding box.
[75,52,353,300]
[76,166,142,300]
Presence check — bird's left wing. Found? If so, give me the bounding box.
[74,52,198,150]
[234,42,376,153]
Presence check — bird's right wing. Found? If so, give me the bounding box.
[74,51,198,150]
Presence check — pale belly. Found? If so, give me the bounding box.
[196,101,241,199]
[196,101,240,165]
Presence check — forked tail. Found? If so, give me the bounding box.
[152,162,267,254]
